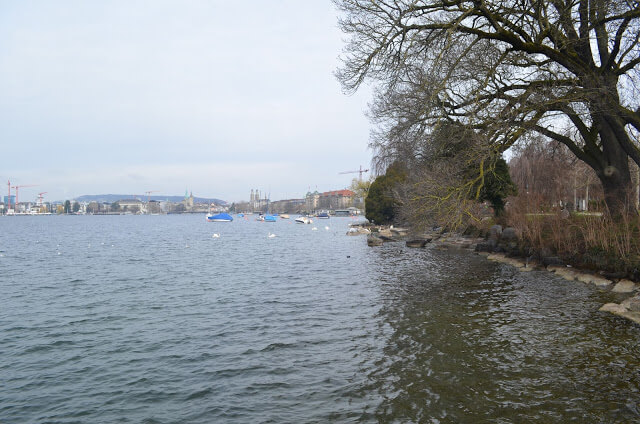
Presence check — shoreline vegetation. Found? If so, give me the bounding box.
[333,1,640,327]
[354,222,640,326]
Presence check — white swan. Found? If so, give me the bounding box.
[324,226,330,231]
[212,233,220,238]
[268,232,276,238]
[311,227,318,231]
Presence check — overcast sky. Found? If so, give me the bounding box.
[0,1,372,203]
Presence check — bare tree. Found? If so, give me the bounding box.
[335,0,640,216]
[509,136,602,209]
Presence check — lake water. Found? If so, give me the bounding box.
[1,214,639,423]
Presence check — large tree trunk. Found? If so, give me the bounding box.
[596,129,634,216]
[633,159,640,210]
[590,78,636,217]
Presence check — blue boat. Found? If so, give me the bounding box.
[207,212,233,222]
[263,214,277,222]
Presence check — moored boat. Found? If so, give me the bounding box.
[257,214,277,222]
[295,216,313,224]
[207,212,233,222]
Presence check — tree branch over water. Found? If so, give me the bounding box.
[335,0,640,216]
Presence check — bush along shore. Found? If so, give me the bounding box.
[357,222,640,325]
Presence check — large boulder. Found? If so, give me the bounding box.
[489,225,503,240]
[501,227,518,242]
[612,280,638,293]
[475,239,497,253]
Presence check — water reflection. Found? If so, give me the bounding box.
[365,245,640,423]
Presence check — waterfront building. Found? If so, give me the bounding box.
[305,189,355,212]
[318,189,355,210]
[116,199,143,214]
[147,200,162,214]
[305,190,320,213]
[269,198,306,214]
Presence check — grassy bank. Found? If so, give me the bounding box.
[505,197,640,279]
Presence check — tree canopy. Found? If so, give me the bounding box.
[336,0,640,215]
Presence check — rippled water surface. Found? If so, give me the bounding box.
[1,215,639,423]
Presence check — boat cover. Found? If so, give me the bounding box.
[208,213,233,221]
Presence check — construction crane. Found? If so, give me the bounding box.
[6,180,11,211]
[11,184,37,212]
[145,190,159,203]
[339,165,370,180]
[37,192,48,206]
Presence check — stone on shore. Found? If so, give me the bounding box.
[547,266,612,287]
[548,266,578,281]
[575,272,612,288]
[600,300,640,325]
[390,227,409,237]
[367,234,384,246]
[488,225,502,240]
[435,235,482,250]
[470,225,640,326]
[347,227,370,236]
[622,296,640,312]
[406,239,431,248]
[486,253,535,270]
[600,303,629,314]
[612,279,638,293]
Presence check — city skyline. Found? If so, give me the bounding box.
[1,1,372,202]
[2,182,361,205]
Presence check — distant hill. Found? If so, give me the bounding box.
[75,194,227,205]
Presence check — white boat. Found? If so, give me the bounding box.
[295,216,313,224]
[280,214,290,219]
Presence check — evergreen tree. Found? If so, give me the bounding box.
[365,162,406,224]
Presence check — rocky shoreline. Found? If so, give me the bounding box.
[353,222,640,326]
